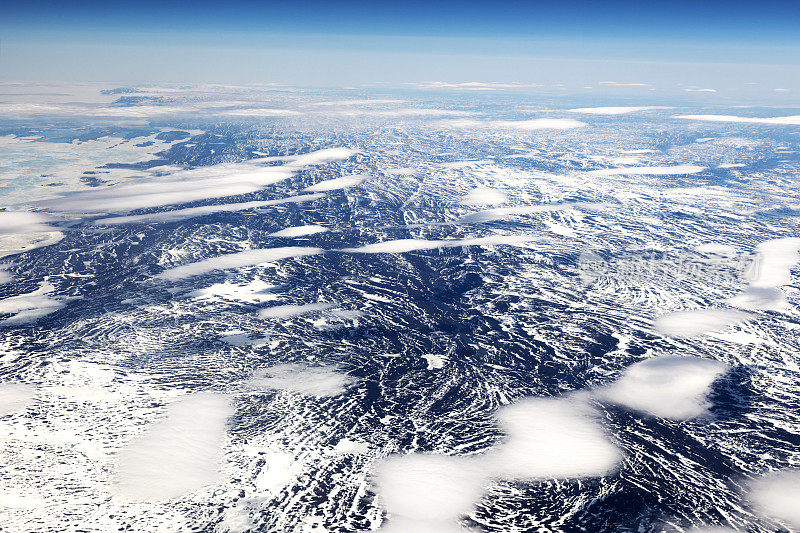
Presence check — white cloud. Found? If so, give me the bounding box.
[491,118,587,130]
[0,383,36,416]
[0,100,305,119]
[310,99,405,106]
[42,147,352,215]
[436,118,587,130]
[409,81,541,90]
[683,88,717,93]
[331,108,474,118]
[595,356,728,420]
[373,394,620,531]
[597,81,650,87]
[257,302,334,319]
[374,454,487,522]
[748,237,800,288]
[156,246,323,281]
[283,147,357,168]
[114,392,233,502]
[341,235,533,254]
[749,470,800,529]
[722,237,800,312]
[0,266,12,284]
[586,165,706,177]
[0,211,58,234]
[41,166,294,214]
[460,188,508,206]
[221,108,302,117]
[248,363,355,397]
[0,211,64,258]
[304,175,366,192]
[676,114,800,125]
[727,287,787,311]
[0,103,188,118]
[483,397,621,479]
[654,309,752,337]
[95,194,324,225]
[457,203,584,224]
[0,282,68,325]
[568,106,669,115]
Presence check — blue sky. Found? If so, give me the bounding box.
[2,0,800,90]
[6,0,800,41]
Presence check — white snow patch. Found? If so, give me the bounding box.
[220,333,269,347]
[0,487,47,510]
[257,302,334,319]
[186,279,277,304]
[249,363,355,397]
[268,225,328,238]
[422,354,446,370]
[546,221,576,237]
[695,243,738,255]
[0,383,36,416]
[254,451,298,494]
[385,167,416,176]
[332,438,371,455]
[492,118,587,130]
[379,517,472,533]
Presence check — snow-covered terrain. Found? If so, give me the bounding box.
[0,84,798,532]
